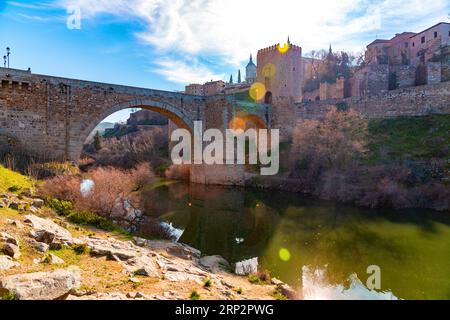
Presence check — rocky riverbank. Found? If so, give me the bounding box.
[0,191,296,300]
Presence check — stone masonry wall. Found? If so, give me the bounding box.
[296,81,450,121]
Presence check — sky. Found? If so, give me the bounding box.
[0,0,449,122]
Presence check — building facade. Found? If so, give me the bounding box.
[257,40,303,103]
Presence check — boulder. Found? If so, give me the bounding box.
[32,199,45,208]
[0,255,19,271]
[8,202,20,210]
[0,232,19,246]
[271,278,284,286]
[87,238,137,261]
[123,255,159,278]
[33,241,49,253]
[279,284,299,300]
[24,215,73,244]
[30,230,55,244]
[145,240,200,260]
[199,255,230,273]
[2,243,21,259]
[36,253,65,265]
[0,269,80,300]
[5,219,24,229]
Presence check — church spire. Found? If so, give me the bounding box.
[250,54,253,63]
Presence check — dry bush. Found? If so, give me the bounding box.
[129,162,155,191]
[165,164,191,181]
[39,164,154,218]
[39,174,82,202]
[93,129,167,169]
[292,107,368,172]
[416,183,450,211]
[318,169,364,203]
[357,177,413,209]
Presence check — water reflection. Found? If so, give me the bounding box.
[302,266,398,300]
[137,180,450,300]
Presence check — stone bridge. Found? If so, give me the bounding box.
[0,67,274,185]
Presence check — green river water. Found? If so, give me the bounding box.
[137,181,450,300]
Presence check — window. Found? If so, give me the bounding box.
[434,31,438,38]
[421,36,425,44]
[404,42,408,48]
[412,42,415,47]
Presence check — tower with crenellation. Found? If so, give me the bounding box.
[256,38,303,103]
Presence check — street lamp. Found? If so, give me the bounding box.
[3,55,6,68]
[6,47,10,68]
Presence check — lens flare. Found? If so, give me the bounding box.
[279,248,291,262]
[229,117,246,133]
[262,63,276,78]
[249,82,266,102]
[277,43,290,54]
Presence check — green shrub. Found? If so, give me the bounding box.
[47,198,73,216]
[236,287,243,295]
[248,270,271,285]
[1,291,16,300]
[203,279,212,288]
[7,185,21,193]
[272,288,288,300]
[189,290,201,300]
[72,243,89,255]
[67,210,128,235]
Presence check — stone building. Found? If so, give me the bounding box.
[185,83,204,96]
[257,39,303,103]
[365,22,450,67]
[203,80,226,96]
[409,22,450,66]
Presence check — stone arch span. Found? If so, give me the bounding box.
[74,99,195,161]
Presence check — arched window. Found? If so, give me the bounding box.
[264,91,273,104]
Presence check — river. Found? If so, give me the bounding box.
[136,180,450,300]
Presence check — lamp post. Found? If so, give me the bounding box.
[3,55,6,68]
[6,47,10,68]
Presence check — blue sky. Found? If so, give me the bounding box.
[0,0,449,122]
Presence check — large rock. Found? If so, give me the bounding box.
[24,215,73,245]
[2,243,21,259]
[145,240,200,260]
[0,269,80,300]
[0,232,19,246]
[0,255,19,271]
[87,237,137,260]
[122,255,160,278]
[199,255,230,273]
[29,230,55,244]
[32,198,45,208]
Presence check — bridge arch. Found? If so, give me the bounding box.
[74,99,195,161]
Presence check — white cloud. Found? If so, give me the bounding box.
[154,58,225,84]
[58,0,450,84]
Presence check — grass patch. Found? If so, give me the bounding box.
[0,165,33,193]
[203,279,212,288]
[367,115,450,164]
[248,270,271,285]
[189,290,201,300]
[49,246,81,265]
[1,291,16,300]
[236,287,243,295]
[272,287,288,300]
[67,210,129,235]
